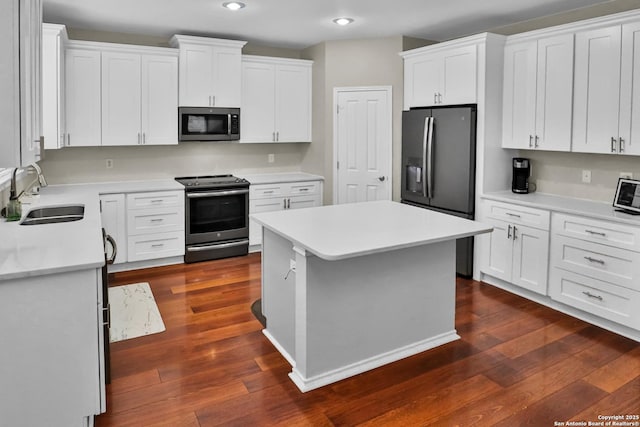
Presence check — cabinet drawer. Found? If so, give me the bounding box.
[551,235,640,291]
[288,195,321,210]
[127,191,183,209]
[289,182,319,196]
[250,184,285,199]
[127,231,185,262]
[549,268,640,330]
[552,213,640,252]
[127,206,184,235]
[485,200,550,230]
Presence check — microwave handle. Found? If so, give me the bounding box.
[228,114,232,135]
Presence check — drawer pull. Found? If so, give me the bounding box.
[582,291,603,301]
[150,199,164,203]
[263,190,274,194]
[151,243,165,248]
[299,188,309,192]
[585,229,606,237]
[150,218,164,222]
[505,212,521,218]
[584,256,605,265]
[507,225,512,239]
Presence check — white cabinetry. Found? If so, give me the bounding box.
[249,180,322,247]
[573,21,640,155]
[65,47,101,147]
[100,193,127,264]
[502,34,574,151]
[549,213,640,329]
[482,200,550,295]
[241,56,313,143]
[125,191,185,262]
[401,43,476,109]
[0,0,43,167]
[169,35,246,107]
[42,23,68,150]
[101,49,178,146]
[0,268,105,425]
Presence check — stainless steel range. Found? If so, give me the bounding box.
[175,174,250,263]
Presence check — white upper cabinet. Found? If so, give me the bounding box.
[169,35,246,107]
[572,26,622,154]
[401,42,477,109]
[101,49,178,146]
[42,23,68,150]
[502,34,574,151]
[240,56,312,143]
[0,0,43,168]
[65,47,102,147]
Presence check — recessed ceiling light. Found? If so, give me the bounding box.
[223,2,245,11]
[333,17,354,26]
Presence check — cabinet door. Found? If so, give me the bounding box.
[404,55,441,108]
[211,46,242,107]
[619,21,640,155]
[141,54,178,145]
[275,64,311,142]
[502,41,537,149]
[42,25,66,149]
[178,43,214,107]
[249,198,284,246]
[100,194,127,264]
[65,48,101,147]
[441,45,477,105]
[512,225,549,295]
[535,34,574,151]
[573,26,622,153]
[241,61,276,142]
[101,51,141,146]
[484,218,512,282]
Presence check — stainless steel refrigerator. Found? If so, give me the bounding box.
[401,105,477,277]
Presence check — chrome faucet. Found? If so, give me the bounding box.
[30,162,47,188]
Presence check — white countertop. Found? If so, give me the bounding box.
[251,200,492,261]
[482,191,640,226]
[240,172,324,185]
[0,186,105,281]
[49,179,185,194]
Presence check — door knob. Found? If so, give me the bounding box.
[378,176,386,182]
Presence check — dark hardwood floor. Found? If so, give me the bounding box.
[96,253,640,426]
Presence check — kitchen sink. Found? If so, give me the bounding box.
[20,205,85,225]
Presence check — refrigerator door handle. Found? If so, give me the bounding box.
[425,116,434,199]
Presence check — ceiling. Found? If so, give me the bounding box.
[43,0,617,49]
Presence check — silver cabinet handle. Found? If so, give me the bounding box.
[150,199,164,203]
[283,198,287,209]
[212,95,215,106]
[287,198,291,209]
[67,134,71,146]
[263,190,274,194]
[611,137,617,153]
[151,243,165,248]
[582,291,603,301]
[584,256,605,265]
[150,218,164,222]
[60,133,65,147]
[438,93,442,104]
[138,133,141,145]
[273,132,276,142]
[529,135,533,148]
[299,188,309,191]
[143,133,146,144]
[585,229,606,237]
[535,135,539,148]
[512,225,518,240]
[619,138,625,153]
[434,93,437,104]
[507,224,512,239]
[378,176,386,182]
[506,212,521,218]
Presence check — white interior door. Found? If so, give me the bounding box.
[334,87,392,204]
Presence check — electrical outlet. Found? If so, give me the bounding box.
[106,159,114,169]
[268,153,275,163]
[620,172,633,179]
[581,170,591,184]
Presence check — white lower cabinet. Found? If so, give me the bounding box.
[481,200,550,295]
[549,212,640,329]
[249,180,322,247]
[0,268,105,425]
[99,190,185,266]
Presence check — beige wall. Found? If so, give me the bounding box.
[302,36,406,203]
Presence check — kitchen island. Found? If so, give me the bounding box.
[251,200,492,392]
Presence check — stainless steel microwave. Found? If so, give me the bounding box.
[178,107,240,141]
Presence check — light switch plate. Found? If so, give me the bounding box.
[581,170,591,183]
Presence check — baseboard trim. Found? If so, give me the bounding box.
[262,329,296,367]
[288,330,460,393]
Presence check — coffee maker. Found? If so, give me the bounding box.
[512,157,531,194]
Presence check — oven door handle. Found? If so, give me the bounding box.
[186,239,249,252]
[186,189,249,198]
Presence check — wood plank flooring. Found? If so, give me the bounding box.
[96,253,640,426]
